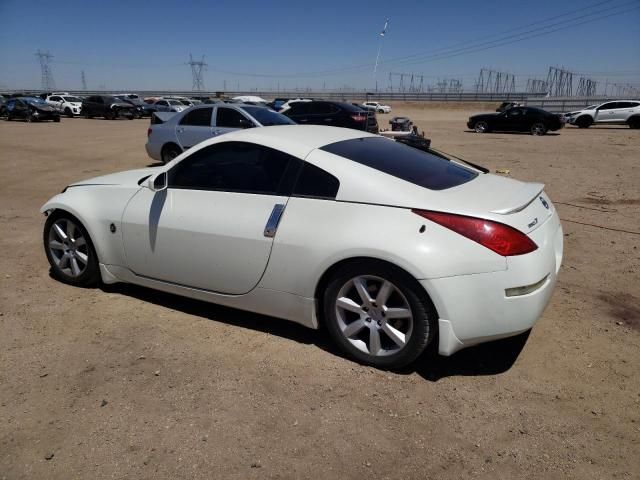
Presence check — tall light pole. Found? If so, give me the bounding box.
[373,18,389,92]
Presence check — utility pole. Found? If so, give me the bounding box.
[35,49,55,90]
[373,18,389,92]
[187,54,207,91]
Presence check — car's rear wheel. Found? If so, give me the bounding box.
[161,144,182,164]
[43,212,100,287]
[627,116,640,129]
[575,115,592,128]
[54,116,60,123]
[474,121,489,133]
[323,261,436,369]
[531,122,547,135]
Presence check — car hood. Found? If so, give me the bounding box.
[68,167,160,187]
[31,103,57,112]
[469,112,500,120]
[111,102,134,108]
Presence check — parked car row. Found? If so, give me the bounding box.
[466,99,640,135]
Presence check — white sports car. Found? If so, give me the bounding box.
[41,126,563,368]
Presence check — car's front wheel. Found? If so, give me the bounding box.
[43,212,100,287]
[627,116,640,129]
[65,107,73,118]
[531,122,547,135]
[474,121,490,133]
[323,260,436,369]
[575,115,593,128]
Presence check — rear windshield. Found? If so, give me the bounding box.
[240,106,295,126]
[321,137,478,190]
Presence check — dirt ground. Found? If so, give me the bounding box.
[0,104,638,480]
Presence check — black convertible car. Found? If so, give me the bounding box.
[467,106,564,135]
[5,97,60,122]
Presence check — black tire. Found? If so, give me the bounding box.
[531,122,547,136]
[322,259,437,369]
[627,116,640,129]
[575,115,593,128]
[65,107,73,118]
[474,121,490,133]
[25,112,33,123]
[104,109,115,120]
[161,144,182,164]
[43,211,100,287]
[54,117,60,123]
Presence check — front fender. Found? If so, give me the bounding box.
[41,186,141,266]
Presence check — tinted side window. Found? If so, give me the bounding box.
[180,107,213,126]
[321,137,477,191]
[169,142,293,195]
[49,96,61,102]
[293,163,340,199]
[287,103,311,115]
[216,107,248,128]
[309,102,333,115]
[599,102,617,110]
[616,102,633,109]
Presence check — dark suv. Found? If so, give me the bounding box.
[81,95,136,120]
[283,101,378,133]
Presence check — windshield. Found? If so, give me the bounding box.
[240,106,296,126]
[25,97,46,105]
[168,100,183,106]
[63,96,82,103]
[105,96,123,104]
[179,100,192,105]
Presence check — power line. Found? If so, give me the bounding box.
[203,0,637,78]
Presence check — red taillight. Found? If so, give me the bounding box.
[351,114,367,122]
[412,209,537,256]
[147,127,152,137]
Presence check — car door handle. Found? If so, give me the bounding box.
[324,118,332,121]
[264,204,286,238]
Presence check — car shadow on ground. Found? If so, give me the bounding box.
[463,130,561,136]
[99,282,529,382]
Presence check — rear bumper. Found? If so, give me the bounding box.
[424,212,563,356]
[145,141,162,161]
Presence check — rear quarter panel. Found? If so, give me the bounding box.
[259,197,507,298]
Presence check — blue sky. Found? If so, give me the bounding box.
[0,0,638,92]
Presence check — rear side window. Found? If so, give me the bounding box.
[180,107,213,126]
[293,163,340,199]
[321,137,477,191]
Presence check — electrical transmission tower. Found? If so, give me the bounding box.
[188,54,207,91]
[576,77,597,97]
[474,68,515,94]
[81,70,87,90]
[546,66,574,97]
[35,49,55,90]
[526,79,548,94]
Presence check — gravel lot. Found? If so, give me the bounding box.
[0,104,638,479]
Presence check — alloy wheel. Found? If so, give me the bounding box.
[531,123,546,135]
[47,218,89,278]
[474,121,488,133]
[335,275,413,357]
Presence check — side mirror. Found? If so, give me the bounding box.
[147,171,168,192]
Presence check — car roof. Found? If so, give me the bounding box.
[184,125,374,160]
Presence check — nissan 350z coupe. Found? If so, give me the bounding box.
[41,125,563,368]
